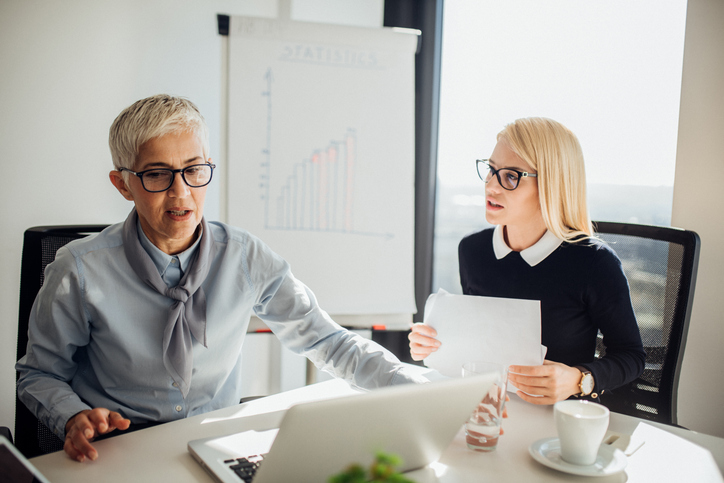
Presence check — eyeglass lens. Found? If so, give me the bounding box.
[142,165,212,192]
[477,161,521,190]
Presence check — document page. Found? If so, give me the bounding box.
[423,290,544,388]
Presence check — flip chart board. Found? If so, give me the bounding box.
[226,16,418,318]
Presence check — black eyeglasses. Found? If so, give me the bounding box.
[476,159,537,191]
[118,163,216,193]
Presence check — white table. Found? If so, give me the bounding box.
[31,378,724,482]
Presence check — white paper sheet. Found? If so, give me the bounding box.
[422,290,544,387]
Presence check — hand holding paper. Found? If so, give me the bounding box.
[507,360,585,404]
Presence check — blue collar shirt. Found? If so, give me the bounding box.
[137,218,201,287]
[16,219,423,439]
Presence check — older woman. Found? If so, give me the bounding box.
[17,94,424,463]
[410,117,645,405]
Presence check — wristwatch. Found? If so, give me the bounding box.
[576,367,595,397]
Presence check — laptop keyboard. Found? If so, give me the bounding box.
[224,454,265,482]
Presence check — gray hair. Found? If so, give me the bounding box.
[109,94,210,171]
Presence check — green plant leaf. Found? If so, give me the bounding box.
[328,452,415,483]
[328,464,366,483]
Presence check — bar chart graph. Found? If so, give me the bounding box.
[259,68,387,237]
[266,130,357,233]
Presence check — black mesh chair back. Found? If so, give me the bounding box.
[593,221,700,426]
[15,225,108,458]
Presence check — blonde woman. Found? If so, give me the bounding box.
[410,117,645,405]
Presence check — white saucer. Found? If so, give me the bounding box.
[529,437,627,477]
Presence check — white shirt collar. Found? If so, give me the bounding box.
[492,225,563,267]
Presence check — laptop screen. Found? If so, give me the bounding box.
[0,438,50,483]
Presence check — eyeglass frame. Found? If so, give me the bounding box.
[117,163,217,193]
[476,159,537,191]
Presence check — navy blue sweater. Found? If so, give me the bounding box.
[458,228,645,395]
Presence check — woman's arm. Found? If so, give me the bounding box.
[509,244,645,404]
[578,244,646,394]
[16,247,95,439]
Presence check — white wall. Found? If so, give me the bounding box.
[0,0,382,438]
[672,0,724,436]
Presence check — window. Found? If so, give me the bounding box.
[433,0,687,293]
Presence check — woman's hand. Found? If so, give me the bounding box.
[64,408,131,462]
[507,360,582,405]
[408,323,441,361]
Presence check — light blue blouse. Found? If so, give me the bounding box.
[16,219,421,439]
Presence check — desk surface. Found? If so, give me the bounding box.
[31,378,724,483]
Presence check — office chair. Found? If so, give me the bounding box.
[593,221,700,427]
[13,225,108,458]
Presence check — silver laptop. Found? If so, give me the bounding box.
[188,374,495,483]
[0,435,52,483]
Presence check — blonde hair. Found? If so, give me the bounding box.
[109,94,209,172]
[497,117,593,241]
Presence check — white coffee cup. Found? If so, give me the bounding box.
[554,400,610,465]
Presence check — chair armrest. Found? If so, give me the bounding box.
[0,426,13,445]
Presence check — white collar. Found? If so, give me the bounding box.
[492,225,563,267]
